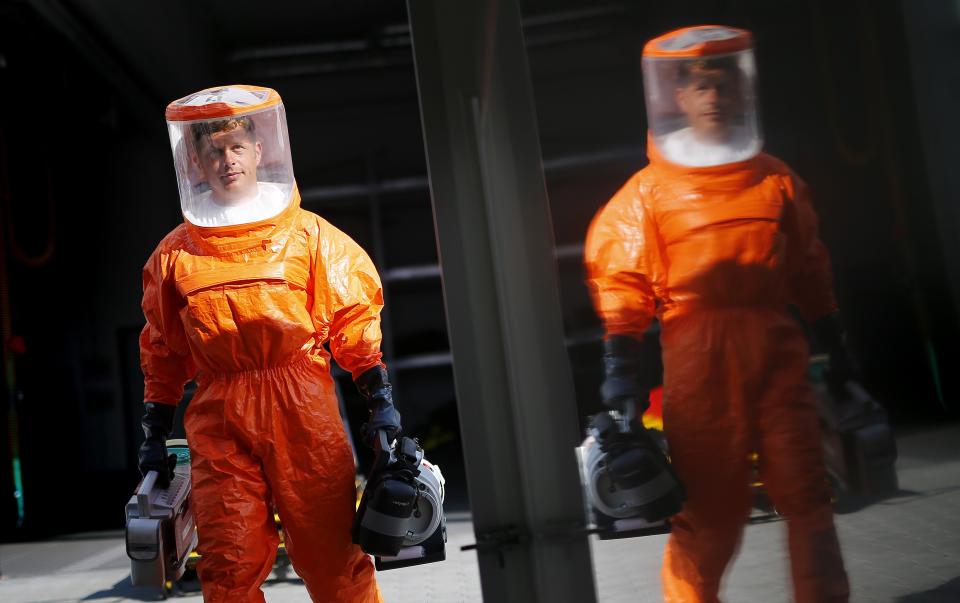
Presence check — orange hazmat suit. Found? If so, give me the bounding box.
[585,139,849,602]
[141,189,384,602]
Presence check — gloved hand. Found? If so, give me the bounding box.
[812,312,859,396]
[355,365,402,447]
[138,402,178,489]
[601,334,653,417]
[589,409,684,519]
[591,410,659,454]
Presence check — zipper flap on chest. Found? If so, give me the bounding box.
[175,261,310,296]
[659,180,785,244]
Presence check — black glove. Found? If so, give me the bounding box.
[812,312,859,395]
[601,335,653,417]
[591,410,660,455]
[138,402,178,489]
[355,365,402,447]
[590,409,684,520]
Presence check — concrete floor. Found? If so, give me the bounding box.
[1,423,958,602]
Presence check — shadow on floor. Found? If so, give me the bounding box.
[80,577,165,601]
[834,483,960,514]
[78,571,305,601]
[833,488,919,514]
[896,576,960,602]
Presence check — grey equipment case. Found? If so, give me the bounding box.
[125,439,197,587]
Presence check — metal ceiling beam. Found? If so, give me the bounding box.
[26,0,158,125]
[299,145,643,206]
[30,0,220,116]
[229,3,634,71]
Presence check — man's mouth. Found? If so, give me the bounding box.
[221,172,242,183]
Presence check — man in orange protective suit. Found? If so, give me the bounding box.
[584,27,851,602]
[136,85,397,602]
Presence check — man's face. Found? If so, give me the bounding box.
[674,65,742,142]
[193,126,261,203]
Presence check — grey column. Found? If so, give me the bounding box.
[407,1,597,602]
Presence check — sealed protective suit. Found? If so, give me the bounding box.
[139,85,389,602]
[585,27,849,602]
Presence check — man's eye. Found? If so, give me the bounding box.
[232,145,245,153]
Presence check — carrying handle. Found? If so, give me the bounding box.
[136,471,158,517]
[368,430,394,475]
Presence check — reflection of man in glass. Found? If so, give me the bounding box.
[658,56,759,167]
[675,58,741,141]
[585,26,851,603]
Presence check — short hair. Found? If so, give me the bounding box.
[675,56,739,87]
[190,116,256,147]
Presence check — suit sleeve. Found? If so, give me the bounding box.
[314,221,386,379]
[584,175,661,339]
[139,246,196,406]
[782,172,839,322]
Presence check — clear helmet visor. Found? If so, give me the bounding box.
[642,27,762,167]
[165,86,295,227]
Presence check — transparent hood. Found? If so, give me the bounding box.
[642,28,762,167]
[165,86,295,227]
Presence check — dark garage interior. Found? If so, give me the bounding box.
[0,5,957,595]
